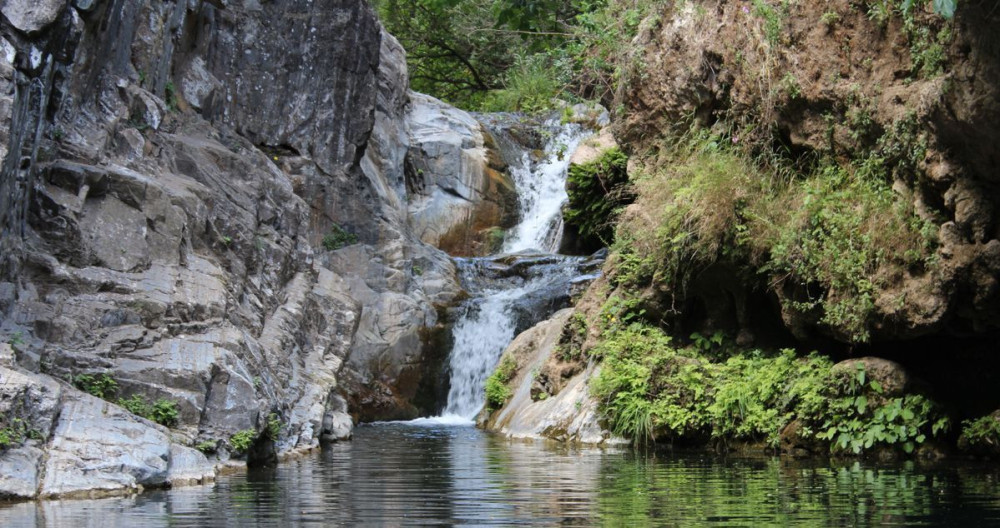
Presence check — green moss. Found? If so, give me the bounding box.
[484,354,519,411]
[564,147,632,247]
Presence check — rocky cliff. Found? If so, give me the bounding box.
[0,0,512,499]
[484,0,1000,449]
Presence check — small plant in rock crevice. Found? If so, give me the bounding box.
[322,224,359,251]
[229,429,256,454]
[485,354,519,411]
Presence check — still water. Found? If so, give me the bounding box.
[3,422,1000,527]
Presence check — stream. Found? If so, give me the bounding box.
[4,423,1000,526]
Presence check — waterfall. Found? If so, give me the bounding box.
[424,118,595,423]
[504,124,590,253]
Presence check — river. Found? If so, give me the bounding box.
[4,422,1000,526]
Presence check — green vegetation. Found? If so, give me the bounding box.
[814,363,948,454]
[74,372,119,399]
[608,123,935,343]
[265,413,282,440]
[322,224,358,250]
[164,81,179,112]
[117,395,180,427]
[0,416,31,449]
[484,354,519,411]
[960,414,1000,450]
[229,429,257,454]
[589,321,949,453]
[375,0,667,111]
[564,147,632,247]
[196,440,218,454]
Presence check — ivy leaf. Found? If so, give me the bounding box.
[903,441,915,454]
[902,408,915,421]
[855,395,868,414]
[870,380,884,394]
[933,0,957,18]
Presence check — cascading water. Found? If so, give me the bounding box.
[428,118,598,423]
[504,125,590,253]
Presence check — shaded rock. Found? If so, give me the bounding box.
[832,357,910,397]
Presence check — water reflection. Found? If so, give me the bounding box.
[3,423,1000,526]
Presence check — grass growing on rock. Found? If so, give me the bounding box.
[609,125,937,343]
[485,354,519,412]
[564,147,633,247]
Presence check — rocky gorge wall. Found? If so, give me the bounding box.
[0,0,516,499]
[483,0,1000,452]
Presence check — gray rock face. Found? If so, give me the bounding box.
[1,0,65,34]
[0,0,506,500]
[405,93,517,256]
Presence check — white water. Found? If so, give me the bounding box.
[430,119,592,422]
[504,122,590,253]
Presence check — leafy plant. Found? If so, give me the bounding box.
[959,414,1000,450]
[322,224,359,250]
[0,417,29,449]
[229,429,256,454]
[164,81,179,112]
[74,373,119,399]
[265,413,282,440]
[196,440,217,454]
[813,364,949,454]
[117,394,180,427]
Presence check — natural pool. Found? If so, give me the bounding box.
[3,422,1000,526]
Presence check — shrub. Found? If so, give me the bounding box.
[322,224,358,251]
[478,54,567,113]
[0,416,29,449]
[74,373,119,399]
[229,429,256,454]
[196,440,217,454]
[265,413,282,440]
